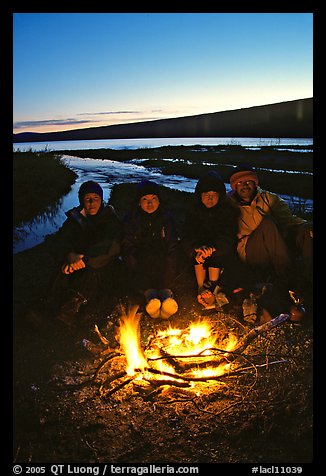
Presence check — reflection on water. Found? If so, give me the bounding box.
[13,200,67,253]
[13,154,313,254]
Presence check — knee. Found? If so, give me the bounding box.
[260,216,278,231]
[257,216,284,239]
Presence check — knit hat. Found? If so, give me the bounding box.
[78,181,103,204]
[229,165,259,190]
[195,171,226,199]
[136,179,161,201]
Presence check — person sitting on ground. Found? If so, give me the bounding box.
[181,170,257,311]
[227,164,313,298]
[44,180,122,326]
[121,179,179,319]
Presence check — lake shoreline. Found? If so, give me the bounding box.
[56,144,313,200]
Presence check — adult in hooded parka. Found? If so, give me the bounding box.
[45,180,122,326]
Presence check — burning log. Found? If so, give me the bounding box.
[145,359,288,383]
[223,313,290,362]
[146,313,290,374]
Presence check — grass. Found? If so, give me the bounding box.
[13,151,77,226]
[56,143,313,172]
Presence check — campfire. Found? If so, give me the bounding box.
[75,305,291,401]
[118,306,238,381]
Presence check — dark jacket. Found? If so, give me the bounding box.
[48,203,122,269]
[121,205,179,290]
[181,172,239,260]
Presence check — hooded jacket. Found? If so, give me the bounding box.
[48,203,122,269]
[181,171,239,259]
[121,203,179,288]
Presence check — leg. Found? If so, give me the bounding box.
[286,223,313,285]
[196,266,221,309]
[245,216,293,281]
[144,289,161,318]
[194,264,206,290]
[207,267,221,283]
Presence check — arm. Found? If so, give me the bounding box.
[269,193,309,232]
[121,211,139,270]
[210,202,239,258]
[83,206,122,269]
[162,212,179,285]
[83,240,121,269]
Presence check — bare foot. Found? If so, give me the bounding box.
[197,289,215,308]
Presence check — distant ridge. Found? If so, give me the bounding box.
[13,98,312,143]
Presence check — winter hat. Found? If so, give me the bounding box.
[136,179,161,201]
[195,170,226,199]
[78,180,103,204]
[229,165,259,190]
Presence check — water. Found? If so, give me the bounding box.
[13,136,313,153]
[13,137,313,254]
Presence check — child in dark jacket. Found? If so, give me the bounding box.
[121,180,179,319]
[181,171,257,311]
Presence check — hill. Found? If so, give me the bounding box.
[13,98,312,143]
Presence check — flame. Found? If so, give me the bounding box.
[117,306,148,376]
[152,320,219,358]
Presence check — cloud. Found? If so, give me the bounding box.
[13,109,176,131]
[13,118,97,129]
[77,111,142,116]
[76,109,165,116]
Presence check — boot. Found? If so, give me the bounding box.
[145,299,161,318]
[160,297,178,319]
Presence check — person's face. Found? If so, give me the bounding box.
[201,191,219,208]
[83,193,102,216]
[234,180,257,202]
[139,194,160,214]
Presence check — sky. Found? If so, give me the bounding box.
[13,12,313,134]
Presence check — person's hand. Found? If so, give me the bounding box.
[303,222,313,238]
[195,246,215,264]
[61,253,85,274]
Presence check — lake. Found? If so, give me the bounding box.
[13,137,313,254]
[13,136,313,152]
